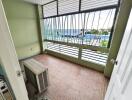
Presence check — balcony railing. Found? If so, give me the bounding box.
[46,42,108,65]
[44,9,115,47]
[42,0,119,67]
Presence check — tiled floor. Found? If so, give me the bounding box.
[28,54,109,100]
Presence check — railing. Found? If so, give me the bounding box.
[43,9,116,66]
[46,42,79,58]
[46,42,108,65]
[44,9,115,47]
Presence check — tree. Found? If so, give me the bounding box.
[99,29,109,35]
[90,29,99,34]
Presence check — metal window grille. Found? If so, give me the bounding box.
[44,9,116,47]
[43,0,120,66]
[81,49,108,65]
[42,0,119,18]
[47,42,79,58]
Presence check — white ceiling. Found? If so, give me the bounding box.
[23,0,54,5]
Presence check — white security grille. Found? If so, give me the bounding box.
[47,42,79,58]
[59,45,79,58]
[46,42,108,65]
[44,9,116,47]
[47,42,60,52]
[43,0,119,18]
[81,0,118,11]
[81,49,108,65]
[43,0,119,66]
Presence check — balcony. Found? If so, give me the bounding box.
[2,0,132,99]
[42,3,118,71]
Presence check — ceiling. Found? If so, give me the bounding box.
[23,0,54,5]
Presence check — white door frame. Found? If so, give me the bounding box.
[104,8,132,100]
[0,0,29,100]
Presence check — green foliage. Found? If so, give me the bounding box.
[85,31,91,34]
[100,40,108,47]
[99,29,109,35]
[90,29,99,34]
[87,29,110,35]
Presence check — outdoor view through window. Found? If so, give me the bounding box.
[44,9,116,47]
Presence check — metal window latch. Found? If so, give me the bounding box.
[110,59,118,65]
[16,70,24,77]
